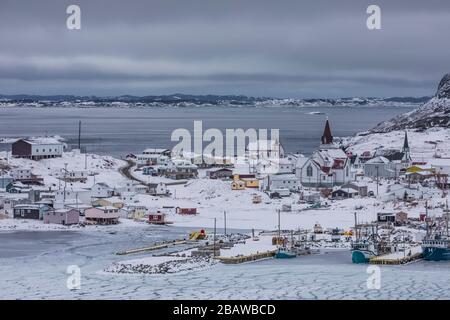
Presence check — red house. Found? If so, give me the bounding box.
[176,207,197,215]
[148,212,172,225]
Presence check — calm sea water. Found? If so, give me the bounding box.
[0,106,414,157]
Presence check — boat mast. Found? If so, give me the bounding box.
[446,199,449,237]
[425,200,429,238]
[277,209,281,240]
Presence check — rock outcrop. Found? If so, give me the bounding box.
[372,73,450,133]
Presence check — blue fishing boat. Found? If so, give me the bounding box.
[275,248,296,259]
[351,213,389,264]
[351,241,378,263]
[422,201,450,261]
[274,210,297,259]
[422,237,450,261]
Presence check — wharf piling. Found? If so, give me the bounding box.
[216,250,277,264]
[116,240,188,255]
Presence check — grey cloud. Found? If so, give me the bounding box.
[0,0,449,97]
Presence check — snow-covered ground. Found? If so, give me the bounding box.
[344,127,450,159]
[1,127,449,235]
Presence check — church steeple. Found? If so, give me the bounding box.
[402,130,411,164]
[321,119,333,145]
[402,130,409,152]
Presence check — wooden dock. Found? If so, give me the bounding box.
[116,240,187,255]
[370,246,423,265]
[216,250,277,264]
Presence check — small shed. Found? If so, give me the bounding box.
[231,180,246,190]
[207,168,233,180]
[377,212,396,224]
[332,188,359,199]
[148,212,172,225]
[176,207,197,215]
[395,211,408,225]
[44,208,80,225]
[340,182,368,197]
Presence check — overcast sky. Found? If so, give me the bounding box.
[0,0,449,98]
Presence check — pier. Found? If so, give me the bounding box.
[116,240,188,255]
[369,246,423,265]
[216,250,277,264]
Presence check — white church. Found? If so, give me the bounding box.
[296,119,353,188]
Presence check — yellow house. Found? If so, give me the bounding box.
[405,165,434,174]
[242,178,259,188]
[231,180,246,190]
[91,199,112,207]
[112,201,124,209]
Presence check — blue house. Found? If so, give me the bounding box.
[0,176,13,188]
[142,166,156,175]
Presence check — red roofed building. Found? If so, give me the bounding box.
[296,119,353,187]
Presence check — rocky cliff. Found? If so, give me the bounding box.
[372,73,450,132]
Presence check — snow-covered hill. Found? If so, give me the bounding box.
[0,94,428,109]
[372,73,450,132]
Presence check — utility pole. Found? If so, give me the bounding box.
[213,218,217,257]
[63,163,68,202]
[277,209,281,239]
[376,166,379,196]
[425,200,429,237]
[223,211,227,236]
[78,120,81,150]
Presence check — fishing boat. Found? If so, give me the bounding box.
[422,201,450,261]
[351,213,389,263]
[422,236,450,261]
[274,210,297,259]
[351,240,379,263]
[275,248,296,259]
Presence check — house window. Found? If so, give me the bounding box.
[306,165,313,177]
[346,166,349,177]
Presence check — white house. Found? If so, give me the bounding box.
[120,192,137,203]
[246,139,285,161]
[136,154,170,166]
[120,181,150,195]
[10,169,32,180]
[148,182,169,196]
[364,156,401,179]
[91,182,115,198]
[296,120,352,188]
[142,148,171,157]
[54,189,92,204]
[262,174,301,192]
[53,169,89,182]
[12,138,64,160]
[430,158,450,175]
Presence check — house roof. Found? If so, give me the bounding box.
[15,138,63,145]
[321,119,333,145]
[93,182,112,189]
[247,139,282,151]
[143,148,170,153]
[366,156,390,164]
[268,174,298,181]
[85,207,119,219]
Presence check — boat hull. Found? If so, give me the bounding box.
[422,247,450,261]
[275,251,296,259]
[351,250,375,264]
